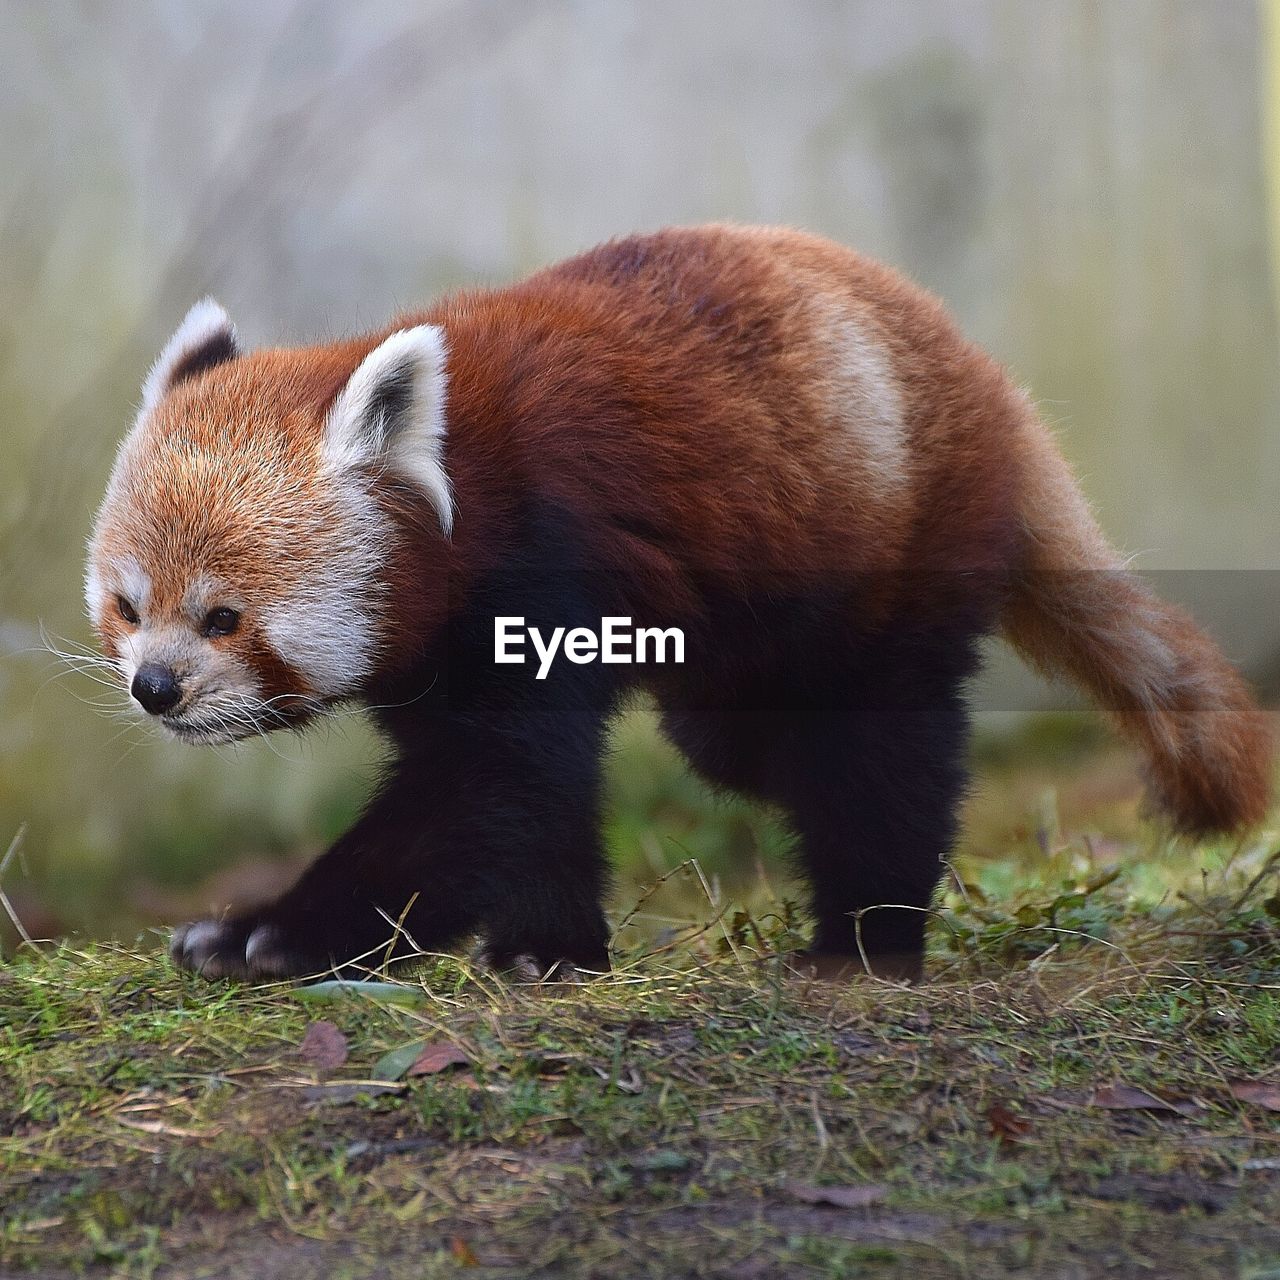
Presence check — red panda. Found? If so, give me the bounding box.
[86,224,1273,982]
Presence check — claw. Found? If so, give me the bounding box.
[473,945,592,983]
[243,924,296,977]
[169,918,305,980]
[171,919,239,976]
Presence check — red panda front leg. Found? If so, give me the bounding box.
[170,688,616,981]
[168,776,485,979]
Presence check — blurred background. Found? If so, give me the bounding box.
[1,0,1278,947]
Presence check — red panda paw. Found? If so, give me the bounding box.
[170,918,306,981]
[472,944,589,984]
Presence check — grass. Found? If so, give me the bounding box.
[2,834,1280,1279]
[2,709,1279,1276]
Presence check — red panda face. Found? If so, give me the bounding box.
[86,301,452,744]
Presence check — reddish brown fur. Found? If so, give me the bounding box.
[98,224,1272,835]
[92,338,383,693]
[352,224,1029,649]
[1003,416,1274,834]
[409,224,1271,833]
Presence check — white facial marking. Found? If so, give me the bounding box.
[182,575,242,626]
[260,483,389,698]
[116,629,142,685]
[116,557,152,615]
[261,603,379,700]
[323,324,453,535]
[85,555,151,626]
[83,565,107,624]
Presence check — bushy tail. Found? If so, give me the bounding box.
[1001,415,1273,835]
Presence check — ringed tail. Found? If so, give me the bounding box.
[1001,411,1273,836]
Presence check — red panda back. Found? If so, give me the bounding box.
[475,226,1272,834]
[431,224,1023,605]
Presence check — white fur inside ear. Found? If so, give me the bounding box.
[141,298,237,413]
[323,325,453,536]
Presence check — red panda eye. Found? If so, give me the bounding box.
[204,607,240,637]
[117,596,139,625]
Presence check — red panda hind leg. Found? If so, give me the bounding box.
[659,617,983,981]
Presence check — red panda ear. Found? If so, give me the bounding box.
[323,324,453,536]
[141,299,239,413]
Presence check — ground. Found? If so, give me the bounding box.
[3,722,1280,1278]
[3,850,1280,1279]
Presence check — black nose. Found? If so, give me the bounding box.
[131,662,182,715]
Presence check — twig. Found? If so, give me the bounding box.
[610,858,700,943]
[0,824,35,947]
[1228,846,1280,914]
[376,892,423,974]
[689,858,742,965]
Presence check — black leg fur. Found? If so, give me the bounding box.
[779,693,970,968]
[172,502,622,981]
[169,498,993,985]
[170,697,616,979]
[660,623,980,976]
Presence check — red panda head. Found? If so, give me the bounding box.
[86,300,452,743]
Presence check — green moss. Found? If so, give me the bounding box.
[3,886,1280,1278]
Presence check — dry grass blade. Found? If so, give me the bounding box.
[0,824,34,947]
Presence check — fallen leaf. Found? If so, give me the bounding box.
[407,1041,471,1077]
[450,1236,479,1266]
[293,979,427,1007]
[299,1020,349,1074]
[372,1040,429,1082]
[784,1180,887,1209]
[986,1102,1032,1145]
[1228,1080,1280,1112]
[1089,1084,1201,1117]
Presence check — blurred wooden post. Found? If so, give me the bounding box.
[1265,0,1280,328]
